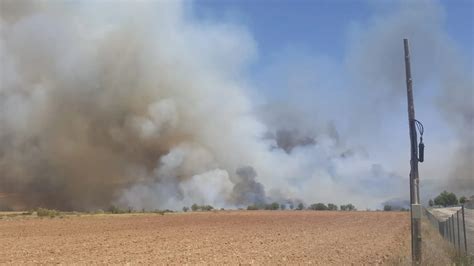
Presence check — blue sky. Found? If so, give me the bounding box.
[193,0,473,68]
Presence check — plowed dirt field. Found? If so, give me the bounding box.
[0,211,410,264]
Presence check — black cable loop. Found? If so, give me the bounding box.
[414,119,424,137]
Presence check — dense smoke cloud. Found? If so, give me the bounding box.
[0,0,471,211]
[0,0,264,210]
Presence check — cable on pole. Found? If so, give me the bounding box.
[415,119,424,162]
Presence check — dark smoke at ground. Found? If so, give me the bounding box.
[231,166,266,206]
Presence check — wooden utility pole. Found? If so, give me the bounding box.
[403,38,422,264]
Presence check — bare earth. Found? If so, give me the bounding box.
[0,211,409,265]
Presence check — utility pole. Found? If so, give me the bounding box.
[404,38,422,264]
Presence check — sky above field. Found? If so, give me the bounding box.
[190,0,474,202]
[0,0,472,211]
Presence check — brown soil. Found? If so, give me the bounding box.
[0,211,409,265]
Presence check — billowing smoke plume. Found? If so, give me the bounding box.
[232,166,266,205]
[0,0,266,210]
[0,0,471,211]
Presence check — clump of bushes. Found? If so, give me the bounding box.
[309,203,328,210]
[190,204,214,212]
[247,205,259,210]
[36,208,60,218]
[340,204,356,211]
[264,202,280,210]
[153,209,174,215]
[107,205,131,214]
[296,203,304,210]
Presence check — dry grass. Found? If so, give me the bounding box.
[388,216,464,265]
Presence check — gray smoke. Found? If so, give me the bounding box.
[231,166,266,206]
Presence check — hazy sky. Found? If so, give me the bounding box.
[191,0,474,201]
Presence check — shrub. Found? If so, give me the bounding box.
[309,203,328,211]
[153,209,173,215]
[434,191,458,207]
[327,203,338,210]
[182,206,189,212]
[428,199,434,207]
[36,208,60,218]
[107,205,128,214]
[247,205,259,210]
[459,196,467,204]
[190,204,214,211]
[383,205,392,211]
[296,203,304,210]
[201,205,214,211]
[264,202,279,210]
[340,204,356,211]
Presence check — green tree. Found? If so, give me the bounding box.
[264,202,279,210]
[182,206,189,212]
[309,203,328,210]
[296,203,304,210]
[191,203,199,211]
[428,199,434,207]
[460,196,467,204]
[327,203,338,210]
[346,204,356,211]
[434,191,458,207]
[384,205,392,211]
[340,204,356,211]
[247,205,258,210]
[202,205,214,211]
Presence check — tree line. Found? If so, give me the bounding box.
[428,191,469,207]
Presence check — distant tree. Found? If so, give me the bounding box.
[296,203,304,210]
[191,203,199,211]
[280,204,286,210]
[202,205,214,211]
[309,203,328,211]
[264,202,279,210]
[327,203,338,211]
[428,199,434,207]
[247,205,259,210]
[289,203,294,210]
[340,204,356,211]
[384,205,392,211]
[434,191,458,207]
[182,206,189,212]
[460,196,467,204]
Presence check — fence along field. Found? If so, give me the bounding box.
[426,204,474,258]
